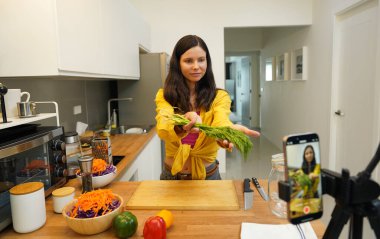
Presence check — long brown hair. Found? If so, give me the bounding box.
[164,35,216,113]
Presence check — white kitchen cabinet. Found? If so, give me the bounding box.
[0,0,58,76]
[0,0,150,79]
[101,0,140,79]
[55,0,103,75]
[136,13,151,53]
[117,134,162,181]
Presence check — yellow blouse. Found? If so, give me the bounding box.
[155,89,233,179]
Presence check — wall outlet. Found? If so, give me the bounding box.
[73,105,82,115]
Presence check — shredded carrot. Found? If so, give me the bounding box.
[69,189,117,218]
[91,158,107,175]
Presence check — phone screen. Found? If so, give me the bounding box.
[283,133,323,224]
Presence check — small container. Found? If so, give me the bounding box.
[17,101,37,118]
[119,125,125,134]
[10,182,46,233]
[52,187,75,213]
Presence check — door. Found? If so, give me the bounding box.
[330,0,379,176]
[240,57,251,127]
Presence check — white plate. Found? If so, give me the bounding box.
[125,127,144,134]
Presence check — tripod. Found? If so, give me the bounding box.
[322,143,380,239]
[279,143,380,239]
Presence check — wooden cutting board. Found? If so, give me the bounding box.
[126,180,240,210]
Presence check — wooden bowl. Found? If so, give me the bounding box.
[62,193,123,235]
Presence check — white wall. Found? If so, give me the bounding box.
[224,28,264,53]
[129,0,312,89]
[129,0,312,172]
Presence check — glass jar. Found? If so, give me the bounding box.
[267,153,287,218]
[64,132,82,179]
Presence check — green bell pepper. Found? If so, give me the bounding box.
[113,211,138,238]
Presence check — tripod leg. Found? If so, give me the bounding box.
[323,205,351,239]
[349,213,363,239]
[368,215,380,238]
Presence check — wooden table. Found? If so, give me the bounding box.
[1,180,325,238]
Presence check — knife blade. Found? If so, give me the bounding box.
[251,177,269,201]
[243,178,253,210]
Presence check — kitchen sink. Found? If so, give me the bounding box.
[112,155,124,166]
[111,124,155,135]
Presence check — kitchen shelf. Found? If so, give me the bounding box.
[0,113,57,130]
[0,101,60,130]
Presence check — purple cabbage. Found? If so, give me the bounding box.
[69,199,120,219]
[92,164,116,177]
[76,164,116,177]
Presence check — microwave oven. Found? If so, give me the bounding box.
[0,124,67,231]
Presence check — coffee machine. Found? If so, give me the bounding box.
[0,83,9,123]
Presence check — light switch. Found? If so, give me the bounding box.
[73,105,82,115]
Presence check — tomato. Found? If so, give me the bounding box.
[156,209,173,229]
[143,216,166,239]
[113,211,138,238]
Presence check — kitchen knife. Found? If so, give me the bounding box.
[251,177,269,201]
[243,178,253,210]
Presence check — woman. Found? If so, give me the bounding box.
[301,145,320,198]
[301,145,320,180]
[155,35,260,180]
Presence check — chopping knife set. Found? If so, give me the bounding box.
[244,177,269,210]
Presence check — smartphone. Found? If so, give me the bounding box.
[283,133,323,224]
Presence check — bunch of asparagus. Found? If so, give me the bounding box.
[167,113,253,159]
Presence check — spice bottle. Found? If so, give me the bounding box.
[111,109,117,129]
[10,182,46,233]
[78,155,93,193]
[267,153,287,218]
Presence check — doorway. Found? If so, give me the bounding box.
[225,55,260,128]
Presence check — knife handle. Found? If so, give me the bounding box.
[244,178,253,192]
[251,177,262,189]
[252,177,269,201]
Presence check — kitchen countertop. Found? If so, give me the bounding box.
[1,128,326,238]
[1,180,325,238]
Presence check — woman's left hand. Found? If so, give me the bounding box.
[231,124,261,138]
[217,124,260,151]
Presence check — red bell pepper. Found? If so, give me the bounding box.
[143,216,166,239]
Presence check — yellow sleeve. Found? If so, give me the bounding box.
[210,90,233,127]
[314,164,321,175]
[155,89,183,142]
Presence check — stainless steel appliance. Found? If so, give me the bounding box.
[117,52,169,126]
[0,124,66,231]
[117,52,169,170]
